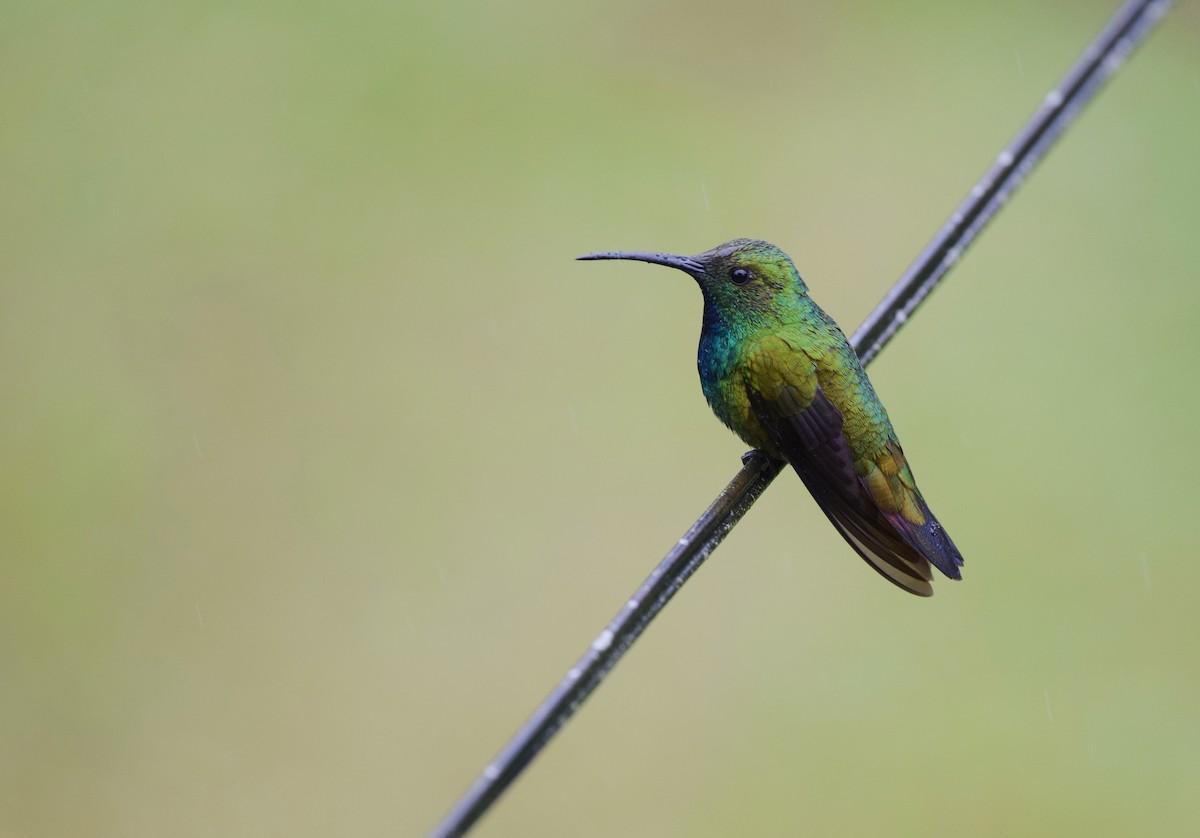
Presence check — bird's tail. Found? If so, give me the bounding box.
[884,494,964,581]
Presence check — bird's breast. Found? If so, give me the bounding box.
[697,327,779,453]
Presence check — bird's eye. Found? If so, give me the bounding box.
[729,267,751,285]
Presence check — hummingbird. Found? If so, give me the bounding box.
[579,238,963,596]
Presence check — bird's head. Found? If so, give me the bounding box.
[578,238,809,323]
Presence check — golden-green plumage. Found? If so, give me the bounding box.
[731,327,923,525]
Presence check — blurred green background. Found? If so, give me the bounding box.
[3,1,1199,835]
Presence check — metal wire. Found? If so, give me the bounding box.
[430,2,1173,834]
[851,0,1173,366]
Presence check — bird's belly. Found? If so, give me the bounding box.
[702,372,778,454]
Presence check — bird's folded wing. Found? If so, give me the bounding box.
[742,339,936,595]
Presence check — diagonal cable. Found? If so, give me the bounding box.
[431,2,1174,835]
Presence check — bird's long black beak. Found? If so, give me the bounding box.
[577,250,705,275]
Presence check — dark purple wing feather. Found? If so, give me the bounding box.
[748,385,939,596]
